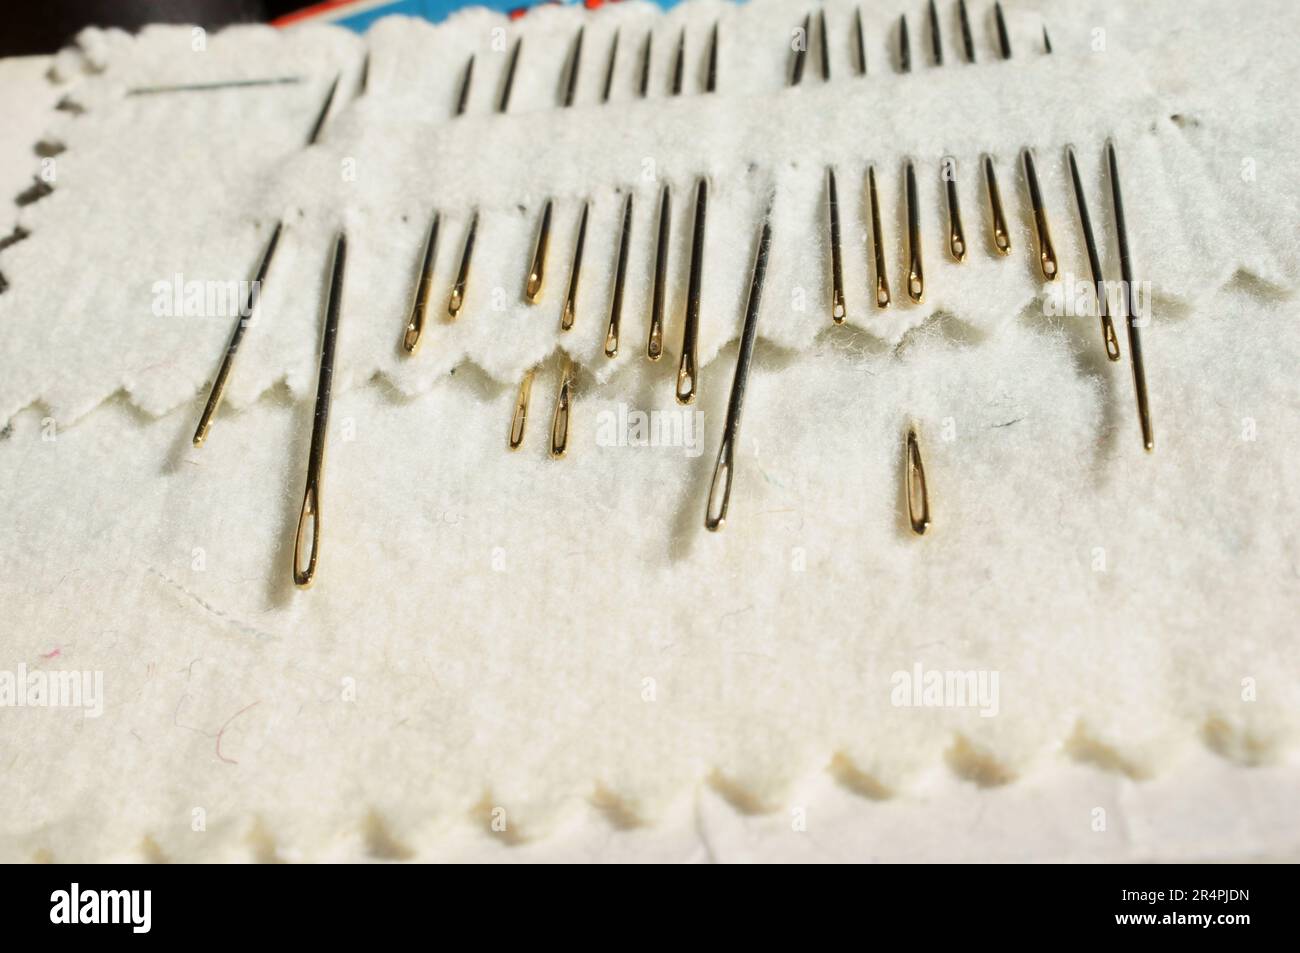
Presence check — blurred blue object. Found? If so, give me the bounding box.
[275,0,684,31]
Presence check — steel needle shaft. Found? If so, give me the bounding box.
[1107,140,1155,451]
[1065,146,1121,360]
[402,212,440,353]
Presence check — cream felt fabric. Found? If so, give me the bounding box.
[0,0,1298,862]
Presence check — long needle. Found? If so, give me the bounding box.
[905,426,931,535]
[943,157,967,261]
[827,166,846,323]
[1107,140,1155,451]
[498,37,521,113]
[1065,146,1120,360]
[855,7,868,75]
[550,357,575,458]
[676,178,708,404]
[818,9,830,81]
[1022,148,1058,280]
[905,161,924,303]
[648,184,671,360]
[448,211,478,319]
[305,73,339,145]
[869,165,892,308]
[292,232,347,589]
[959,0,976,62]
[605,193,633,357]
[995,1,1013,60]
[929,0,944,65]
[639,30,653,98]
[193,222,283,446]
[706,21,719,92]
[525,199,553,304]
[561,201,589,331]
[984,155,1011,255]
[705,199,774,532]
[402,212,440,353]
[790,14,811,86]
[128,77,302,95]
[562,27,583,107]
[670,28,685,95]
[455,55,474,115]
[602,30,619,102]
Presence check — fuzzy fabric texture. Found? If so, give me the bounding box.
[0,0,1297,861]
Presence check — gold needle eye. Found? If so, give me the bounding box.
[677,178,708,404]
[1022,148,1058,280]
[942,157,966,262]
[1107,139,1155,452]
[525,199,552,304]
[984,155,1011,255]
[293,232,347,589]
[193,221,283,447]
[827,166,846,323]
[561,201,589,332]
[706,198,774,532]
[448,210,477,319]
[905,426,931,536]
[868,165,891,309]
[550,357,575,458]
[605,193,634,357]
[1065,146,1120,361]
[508,367,534,450]
[905,161,924,304]
[402,213,440,354]
[647,184,671,360]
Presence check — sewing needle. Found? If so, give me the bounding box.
[705,197,774,531]
[193,222,283,446]
[855,7,868,75]
[959,0,976,62]
[639,30,653,98]
[671,28,685,95]
[943,157,967,261]
[605,193,633,357]
[1065,146,1120,360]
[827,166,846,323]
[984,155,1011,255]
[402,212,440,353]
[790,14,810,86]
[305,73,339,145]
[677,178,708,404]
[525,199,553,304]
[706,21,719,92]
[929,0,943,65]
[448,211,478,319]
[508,367,535,450]
[818,9,830,81]
[455,55,474,115]
[905,160,924,303]
[1107,140,1154,451]
[869,165,892,308]
[995,1,1012,59]
[562,27,583,107]
[602,30,619,102]
[292,231,347,589]
[498,37,521,113]
[1022,148,1058,280]
[648,184,671,359]
[899,14,912,73]
[561,201,589,331]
